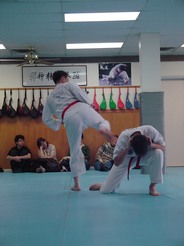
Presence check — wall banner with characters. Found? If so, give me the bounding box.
[99,62,132,86]
[22,65,87,87]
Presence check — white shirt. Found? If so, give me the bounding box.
[42,81,91,131]
[38,144,57,160]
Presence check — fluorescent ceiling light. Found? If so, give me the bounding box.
[181,44,184,47]
[66,42,123,49]
[65,12,140,22]
[0,44,6,49]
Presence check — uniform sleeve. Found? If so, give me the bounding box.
[147,126,165,146]
[109,65,118,78]
[113,132,128,159]
[69,82,92,105]
[42,99,62,131]
[120,71,129,82]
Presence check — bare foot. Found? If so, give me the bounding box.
[72,177,81,191]
[71,186,81,191]
[149,184,160,196]
[89,183,102,191]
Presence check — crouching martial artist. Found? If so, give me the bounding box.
[89,125,165,196]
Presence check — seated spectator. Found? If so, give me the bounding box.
[7,135,32,173]
[36,137,65,173]
[94,135,118,171]
[37,137,57,160]
[60,134,91,171]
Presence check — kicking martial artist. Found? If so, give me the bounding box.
[42,70,113,191]
[89,125,165,196]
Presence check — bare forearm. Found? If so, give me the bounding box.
[20,154,31,159]
[7,154,31,161]
[47,153,56,159]
[7,155,15,161]
[38,149,47,158]
[151,143,165,151]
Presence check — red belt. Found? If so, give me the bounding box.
[62,101,80,119]
[127,156,141,180]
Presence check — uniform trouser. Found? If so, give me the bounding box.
[100,149,164,193]
[63,103,110,178]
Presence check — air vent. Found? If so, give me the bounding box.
[11,49,32,53]
[160,47,174,52]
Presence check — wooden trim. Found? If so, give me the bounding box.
[0,85,140,91]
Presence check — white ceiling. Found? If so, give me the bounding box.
[0,0,184,63]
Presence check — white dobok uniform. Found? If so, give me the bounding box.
[100,125,165,193]
[107,64,130,84]
[42,81,110,178]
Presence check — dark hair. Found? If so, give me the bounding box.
[37,137,48,148]
[130,135,150,156]
[14,135,24,143]
[52,70,69,84]
[119,64,127,72]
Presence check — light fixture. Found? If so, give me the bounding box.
[0,44,6,49]
[66,42,123,49]
[64,12,140,22]
[181,44,184,47]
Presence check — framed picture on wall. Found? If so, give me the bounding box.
[22,65,87,87]
[99,62,132,86]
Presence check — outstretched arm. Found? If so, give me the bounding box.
[113,145,130,166]
[113,136,132,166]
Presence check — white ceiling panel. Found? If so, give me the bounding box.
[0,0,184,63]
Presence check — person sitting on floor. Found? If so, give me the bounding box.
[94,135,118,171]
[37,137,57,160]
[7,135,32,173]
[36,137,66,173]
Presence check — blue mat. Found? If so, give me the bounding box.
[0,168,184,246]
